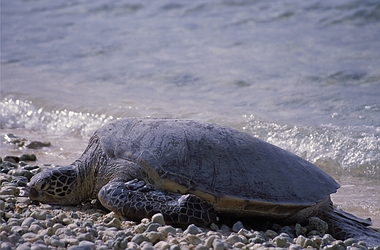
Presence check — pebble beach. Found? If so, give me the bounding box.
[1,150,380,250]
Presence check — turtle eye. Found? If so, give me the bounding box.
[37,179,50,191]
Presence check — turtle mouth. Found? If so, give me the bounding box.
[28,187,61,204]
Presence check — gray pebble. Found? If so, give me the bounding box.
[344,238,358,246]
[264,229,278,239]
[184,234,202,245]
[272,235,290,248]
[158,225,176,237]
[303,238,319,248]
[154,241,170,250]
[105,217,122,229]
[288,243,303,250]
[11,225,28,235]
[19,154,37,161]
[49,235,66,247]
[22,232,38,240]
[134,223,148,233]
[127,241,140,249]
[21,217,35,227]
[141,242,155,250]
[16,197,30,205]
[212,238,225,250]
[185,224,203,235]
[131,233,147,244]
[0,242,14,250]
[9,169,34,181]
[144,231,162,244]
[31,243,49,250]
[227,234,243,245]
[77,232,94,241]
[31,211,47,220]
[232,221,244,232]
[15,243,31,250]
[79,240,96,250]
[145,222,161,232]
[169,245,181,250]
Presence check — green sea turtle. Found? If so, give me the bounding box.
[28,118,380,245]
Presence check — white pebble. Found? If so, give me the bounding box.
[151,213,165,226]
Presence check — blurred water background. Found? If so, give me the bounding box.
[1,0,380,225]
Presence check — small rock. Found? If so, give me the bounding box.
[249,236,266,244]
[158,225,176,237]
[233,242,245,248]
[204,235,217,248]
[22,232,38,239]
[220,224,231,235]
[344,238,358,246]
[306,217,328,235]
[77,232,94,241]
[227,235,242,245]
[155,241,170,250]
[26,141,51,149]
[19,154,37,161]
[17,197,31,205]
[3,156,20,163]
[21,217,35,227]
[151,213,165,226]
[0,186,19,196]
[185,224,203,235]
[134,223,148,233]
[79,240,96,250]
[31,211,47,220]
[295,223,307,236]
[232,221,244,232]
[265,229,278,239]
[184,234,202,245]
[31,243,49,250]
[49,235,66,247]
[131,233,147,244]
[144,231,162,244]
[127,242,140,249]
[288,243,303,250]
[141,242,155,250]
[295,235,307,246]
[11,225,28,234]
[29,224,44,233]
[209,223,219,231]
[272,235,290,248]
[169,244,181,250]
[145,222,161,232]
[352,242,368,250]
[105,218,122,229]
[213,238,225,250]
[15,242,31,250]
[0,241,13,250]
[303,238,319,248]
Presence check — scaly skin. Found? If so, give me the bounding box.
[98,179,217,225]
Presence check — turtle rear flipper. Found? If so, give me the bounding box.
[323,209,380,247]
[98,179,217,225]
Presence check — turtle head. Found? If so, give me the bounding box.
[28,166,79,205]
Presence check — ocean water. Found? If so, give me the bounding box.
[1,0,380,226]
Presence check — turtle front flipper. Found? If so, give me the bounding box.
[98,179,217,226]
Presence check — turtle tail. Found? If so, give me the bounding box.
[322,207,380,247]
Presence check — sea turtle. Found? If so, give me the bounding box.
[28,118,380,245]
